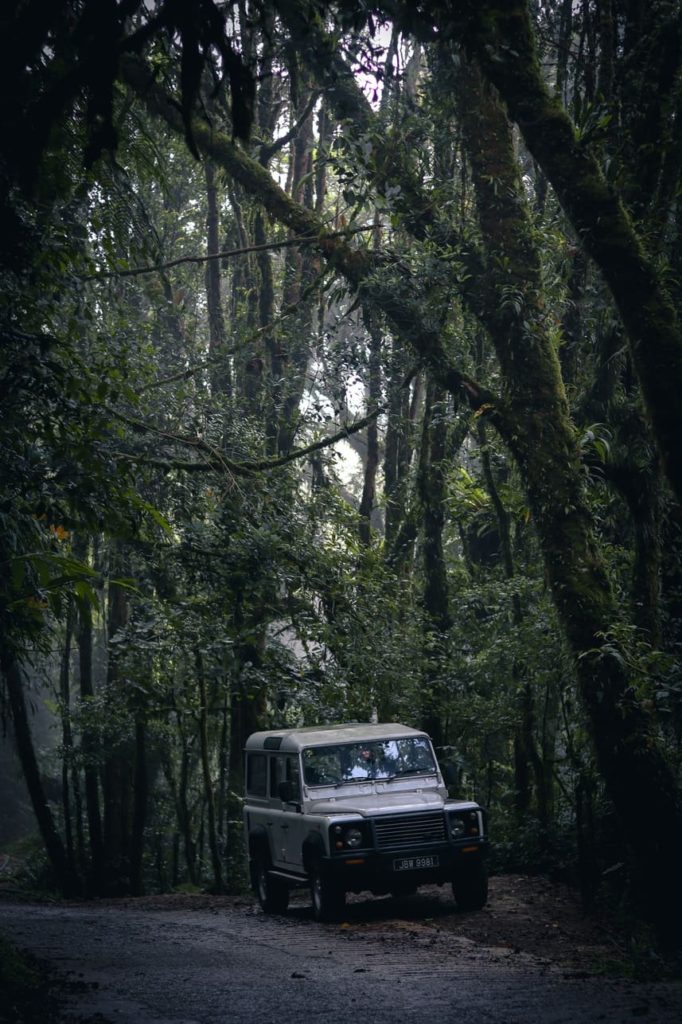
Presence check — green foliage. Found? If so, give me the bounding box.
[0,938,52,1024]
[2,2,681,928]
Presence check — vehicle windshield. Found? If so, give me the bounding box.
[302,736,437,787]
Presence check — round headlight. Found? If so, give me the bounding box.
[345,827,363,848]
[450,817,466,839]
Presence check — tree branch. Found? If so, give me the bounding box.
[86,226,374,280]
[111,403,384,476]
[259,88,321,163]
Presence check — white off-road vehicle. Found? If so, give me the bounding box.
[243,722,488,921]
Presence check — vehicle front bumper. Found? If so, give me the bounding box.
[322,837,488,892]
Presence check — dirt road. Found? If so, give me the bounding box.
[2,886,681,1023]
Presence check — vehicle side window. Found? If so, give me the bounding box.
[269,754,301,800]
[246,753,267,797]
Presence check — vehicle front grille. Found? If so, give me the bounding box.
[373,811,446,850]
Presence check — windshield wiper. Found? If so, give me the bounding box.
[385,767,431,781]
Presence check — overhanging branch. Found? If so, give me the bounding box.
[86,226,375,280]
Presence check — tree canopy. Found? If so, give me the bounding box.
[2,0,681,946]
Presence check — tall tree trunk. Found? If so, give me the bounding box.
[359,308,382,546]
[196,650,223,892]
[217,690,230,871]
[205,159,231,396]
[418,379,451,749]
[102,549,132,895]
[163,701,198,886]
[129,717,147,896]
[59,600,77,874]
[476,417,547,826]
[276,76,318,455]
[75,576,105,889]
[383,337,412,549]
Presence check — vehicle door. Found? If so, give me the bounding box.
[244,751,271,852]
[269,754,305,871]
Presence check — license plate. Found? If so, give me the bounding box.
[393,855,439,871]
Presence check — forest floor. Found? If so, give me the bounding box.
[42,871,678,979]
[2,873,682,1023]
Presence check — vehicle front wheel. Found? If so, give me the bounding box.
[310,863,345,922]
[254,854,289,914]
[452,860,488,911]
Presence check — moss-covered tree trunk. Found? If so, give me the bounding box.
[454,53,682,941]
[447,0,682,506]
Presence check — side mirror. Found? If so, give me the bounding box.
[443,764,458,786]
[278,780,297,803]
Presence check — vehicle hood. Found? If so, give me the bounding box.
[306,789,448,817]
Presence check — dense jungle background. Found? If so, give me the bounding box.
[2,0,682,950]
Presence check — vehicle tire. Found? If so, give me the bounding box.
[254,853,289,914]
[310,863,345,922]
[452,860,488,911]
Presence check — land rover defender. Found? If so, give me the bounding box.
[243,722,488,921]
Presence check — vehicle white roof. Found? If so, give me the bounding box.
[244,722,427,753]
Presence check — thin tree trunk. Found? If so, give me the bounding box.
[196,650,223,892]
[76,585,105,889]
[102,550,132,895]
[359,308,382,546]
[205,158,231,396]
[71,534,105,890]
[163,709,198,886]
[129,718,147,896]
[217,689,230,870]
[59,600,76,874]
[418,379,451,749]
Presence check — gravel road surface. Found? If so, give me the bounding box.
[2,895,681,1023]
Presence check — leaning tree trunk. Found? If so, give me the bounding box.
[1,654,79,895]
